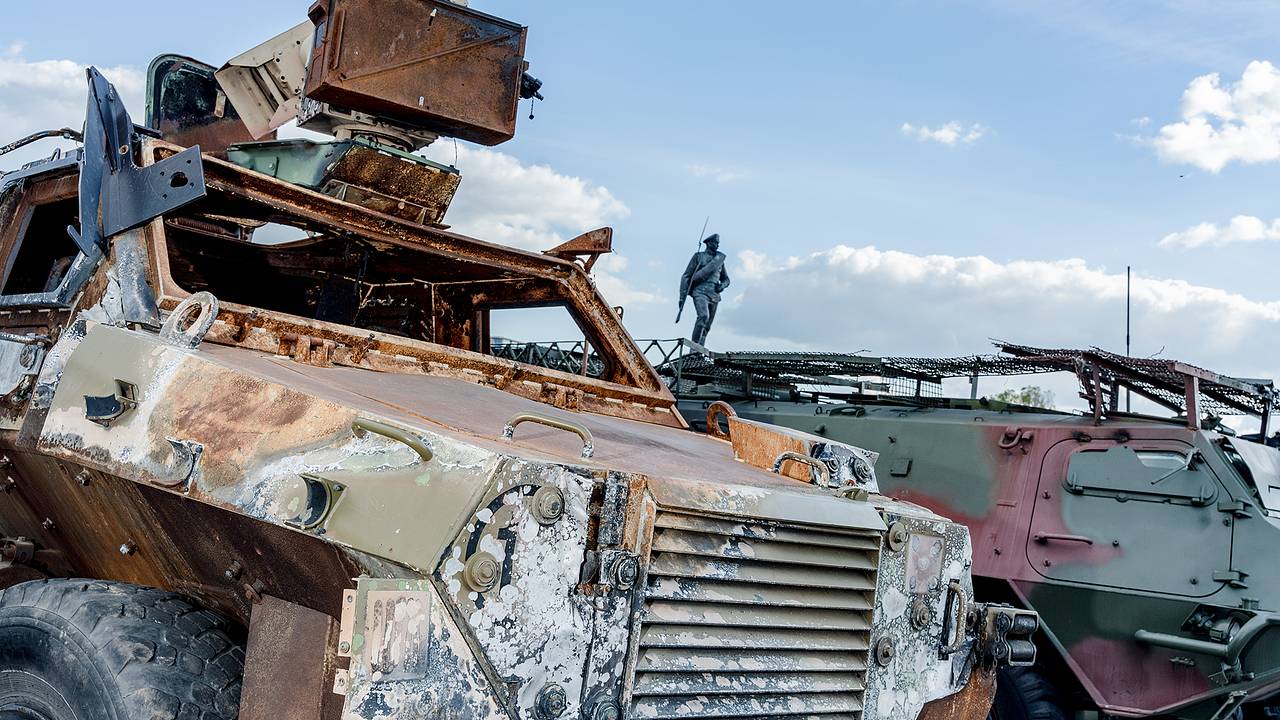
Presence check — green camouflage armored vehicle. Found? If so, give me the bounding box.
[645,341,1280,720]
[0,3,1034,718]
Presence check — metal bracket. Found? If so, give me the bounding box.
[84,379,138,426]
[78,68,206,255]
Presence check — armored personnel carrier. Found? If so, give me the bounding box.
[0,3,1032,718]
[636,340,1280,719]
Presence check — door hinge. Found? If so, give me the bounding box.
[1213,570,1249,589]
[1217,499,1251,518]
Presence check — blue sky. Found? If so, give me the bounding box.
[3,1,1279,410]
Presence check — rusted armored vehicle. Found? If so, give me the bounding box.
[636,341,1280,719]
[0,3,1033,718]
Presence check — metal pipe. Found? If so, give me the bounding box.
[0,128,82,158]
[1134,629,1228,658]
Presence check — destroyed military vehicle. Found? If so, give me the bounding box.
[623,340,1280,720]
[0,2,1035,719]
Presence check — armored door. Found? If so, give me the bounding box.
[1027,438,1231,597]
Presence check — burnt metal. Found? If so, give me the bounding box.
[303,0,529,146]
[146,55,261,153]
[239,596,340,720]
[544,227,612,272]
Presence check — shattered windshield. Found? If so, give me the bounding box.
[1219,438,1280,514]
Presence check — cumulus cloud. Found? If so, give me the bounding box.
[724,245,1280,386]
[1150,60,1280,172]
[686,163,742,183]
[900,122,986,146]
[1160,215,1280,249]
[0,49,144,168]
[419,142,656,306]
[0,50,145,155]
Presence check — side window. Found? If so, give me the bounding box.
[2,198,80,296]
[1065,446,1215,506]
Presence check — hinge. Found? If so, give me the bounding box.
[1213,570,1249,589]
[1217,499,1251,518]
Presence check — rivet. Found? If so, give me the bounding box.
[41,518,55,531]
[119,541,137,556]
[76,470,92,486]
[338,640,351,653]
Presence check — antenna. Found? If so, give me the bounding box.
[1126,265,1131,412]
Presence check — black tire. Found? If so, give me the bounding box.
[988,666,1068,720]
[0,579,243,720]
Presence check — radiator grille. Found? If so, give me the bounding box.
[632,510,880,720]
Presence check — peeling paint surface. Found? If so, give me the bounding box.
[344,578,501,720]
[864,505,976,720]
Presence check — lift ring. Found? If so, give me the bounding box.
[160,292,219,349]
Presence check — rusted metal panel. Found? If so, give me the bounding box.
[918,664,997,720]
[303,0,527,146]
[240,595,341,720]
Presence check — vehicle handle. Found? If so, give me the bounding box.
[939,579,969,658]
[705,401,736,441]
[352,418,433,463]
[772,451,831,487]
[503,412,594,459]
[1033,532,1093,545]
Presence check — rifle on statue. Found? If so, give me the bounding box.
[676,215,710,323]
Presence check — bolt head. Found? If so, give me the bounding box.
[532,486,566,525]
[535,683,568,719]
[874,636,896,667]
[591,701,621,720]
[464,552,500,593]
[612,555,639,589]
[119,541,136,556]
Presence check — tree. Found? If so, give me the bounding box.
[993,385,1055,409]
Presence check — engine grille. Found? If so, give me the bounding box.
[631,509,880,720]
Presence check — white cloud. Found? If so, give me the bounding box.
[686,163,742,183]
[0,51,144,168]
[1132,116,1152,128]
[1150,60,1280,172]
[723,245,1280,386]
[419,142,656,306]
[900,122,986,146]
[1160,215,1280,249]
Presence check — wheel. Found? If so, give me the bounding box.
[0,579,243,720]
[988,666,1067,720]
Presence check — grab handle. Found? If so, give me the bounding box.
[503,412,594,459]
[772,451,831,487]
[353,418,433,463]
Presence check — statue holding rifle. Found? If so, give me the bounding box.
[677,233,730,346]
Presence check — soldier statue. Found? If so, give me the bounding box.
[677,233,730,346]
